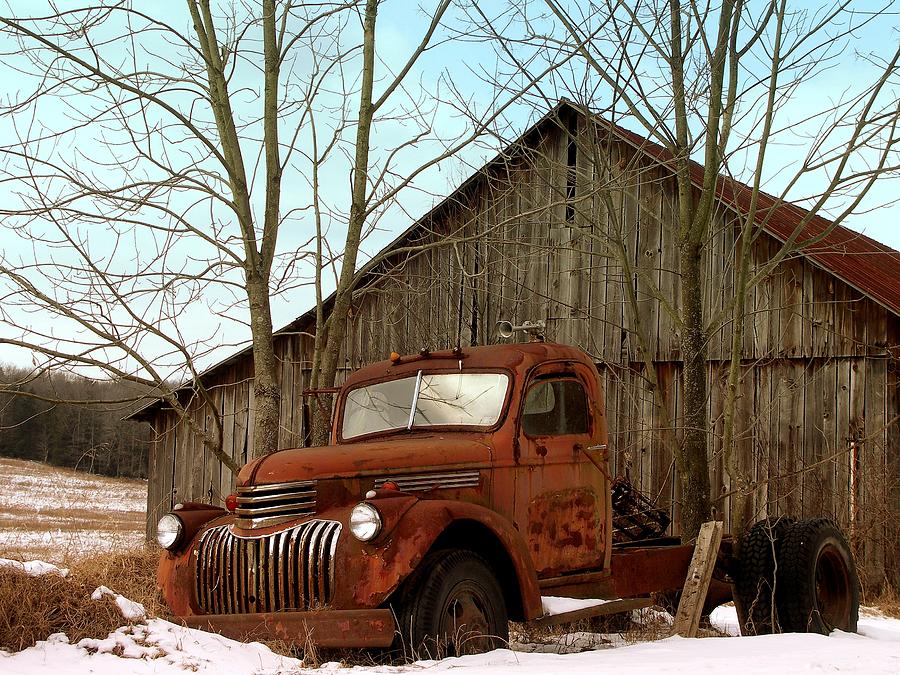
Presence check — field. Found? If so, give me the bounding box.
[0,457,147,563]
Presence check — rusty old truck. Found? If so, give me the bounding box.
[156,331,859,653]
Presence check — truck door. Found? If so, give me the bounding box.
[515,362,608,577]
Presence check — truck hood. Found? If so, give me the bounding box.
[240,435,493,487]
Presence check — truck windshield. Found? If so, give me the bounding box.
[341,372,510,440]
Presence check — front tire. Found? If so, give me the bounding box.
[775,518,859,634]
[394,549,508,659]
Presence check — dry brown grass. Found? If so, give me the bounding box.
[0,569,125,652]
[618,609,678,643]
[0,547,167,652]
[69,547,169,620]
[868,586,900,619]
[0,505,145,529]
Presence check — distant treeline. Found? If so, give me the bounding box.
[0,365,154,479]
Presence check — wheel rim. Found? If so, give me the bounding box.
[815,542,852,631]
[440,580,494,654]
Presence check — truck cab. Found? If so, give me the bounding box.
[332,341,613,578]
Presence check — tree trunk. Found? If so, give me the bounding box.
[247,275,281,459]
[722,233,756,551]
[678,240,712,540]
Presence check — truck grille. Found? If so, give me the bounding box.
[234,480,317,529]
[195,520,340,614]
[374,469,481,492]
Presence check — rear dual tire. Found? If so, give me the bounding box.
[775,518,859,634]
[734,517,794,635]
[735,517,858,636]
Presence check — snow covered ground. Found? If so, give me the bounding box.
[3,606,898,674]
[0,458,146,562]
[2,597,898,674]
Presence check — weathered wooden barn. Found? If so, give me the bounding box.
[135,101,900,588]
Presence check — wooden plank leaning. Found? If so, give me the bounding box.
[672,520,725,638]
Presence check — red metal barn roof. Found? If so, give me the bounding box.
[607,116,900,317]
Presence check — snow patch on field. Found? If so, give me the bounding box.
[0,458,146,563]
[0,558,69,577]
[0,459,146,513]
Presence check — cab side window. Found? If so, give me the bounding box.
[522,379,589,437]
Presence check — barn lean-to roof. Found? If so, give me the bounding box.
[130,100,900,420]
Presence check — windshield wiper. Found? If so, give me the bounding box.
[406,370,423,430]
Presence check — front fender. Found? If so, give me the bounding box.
[344,497,543,620]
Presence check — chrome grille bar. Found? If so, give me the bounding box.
[236,490,316,504]
[195,520,341,614]
[374,469,481,492]
[238,479,315,493]
[234,480,317,529]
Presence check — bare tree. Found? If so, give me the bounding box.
[0,2,521,462]
[471,0,899,542]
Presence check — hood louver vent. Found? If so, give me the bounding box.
[374,469,481,492]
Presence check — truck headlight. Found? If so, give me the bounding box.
[349,502,382,541]
[156,513,184,550]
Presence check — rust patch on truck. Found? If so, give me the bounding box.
[527,488,601,576]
